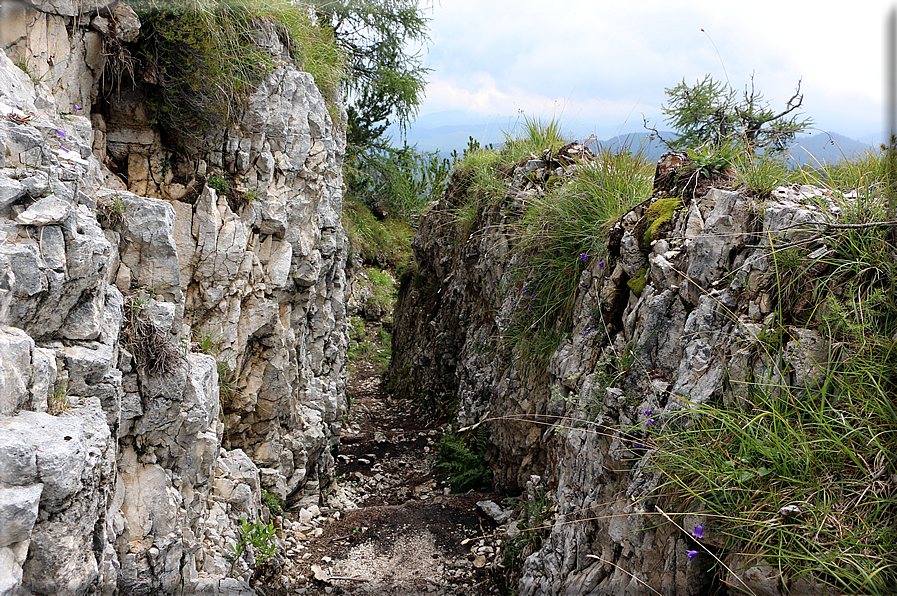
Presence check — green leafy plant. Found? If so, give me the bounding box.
[228,517,277,577]
[684,143,736,179]
[261,489,284,516]
[434,427,493,493]
[207,175,229,193]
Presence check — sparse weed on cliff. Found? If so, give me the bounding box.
[122,290,185,376]
[96,194,130,229]
[48,379,71,415]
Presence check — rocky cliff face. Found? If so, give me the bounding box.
[390,154,837,594]
[0,2,348,595]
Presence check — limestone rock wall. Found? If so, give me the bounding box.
[0,3,347,595]
[390,156,836,594]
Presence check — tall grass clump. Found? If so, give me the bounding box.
[501,144,653,366]
[450,118,567,238]
[646,187,897,592]
[734,149,792,195]
[124,0,345,142]
[798,146,889,199]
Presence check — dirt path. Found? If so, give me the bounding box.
[272,363,506,595]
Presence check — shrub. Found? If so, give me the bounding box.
[434,427,493,493]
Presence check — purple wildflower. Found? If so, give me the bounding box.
[598,261,605,269]
[522,290,527,295]
[645,418,655,428]
[643,409,652,417]
[56,129,65,137]
[635,443,643,449]
[692,525,704,539]
[583,330,589,335]
[73,104,80,110]
[686,550,698,560]
[580,253,588,263]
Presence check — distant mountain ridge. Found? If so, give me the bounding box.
[390,111,874,165]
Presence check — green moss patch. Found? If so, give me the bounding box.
[643,196,682,245]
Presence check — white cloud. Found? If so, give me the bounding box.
[414,0,891,139]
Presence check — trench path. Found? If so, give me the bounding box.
[276,363,504,595]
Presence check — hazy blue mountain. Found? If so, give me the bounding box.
[391,113,874,165]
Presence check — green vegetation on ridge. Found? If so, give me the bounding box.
[437,112,896,592]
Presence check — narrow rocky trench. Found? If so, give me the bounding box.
[269,361,508,595]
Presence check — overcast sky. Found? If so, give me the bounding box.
[411,0,891,143]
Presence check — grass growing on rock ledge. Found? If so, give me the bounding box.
[446,118,654,366]
[646,184,897,594]
[123,0,345,142]
[505,142,653,366]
